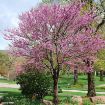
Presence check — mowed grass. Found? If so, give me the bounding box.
[58,74,105,91]
[0,77,16,84]
[0,87,21,102]
[0,74,105,104]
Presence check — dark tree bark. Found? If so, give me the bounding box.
[74,65,78,85]
[96,71,99,76]
[104,71,105,76]
[100,70,104,81]
[53,75,59,105]
[84,58,96,97]
[47,49,60,105]
[87,72,96,97]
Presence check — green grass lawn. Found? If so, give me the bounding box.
[0,88,105,105]
[0,74,105,105]
[0,77,16,84]
[58,74,105,91]
[0,74,104,91]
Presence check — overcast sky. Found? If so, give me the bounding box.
[0,0,99,50]
[0,0,42,50]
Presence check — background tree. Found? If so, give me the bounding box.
[95,0,105,32]
[64,27,105,97]
[94,49,105,81]
[0,51,12,77]
[42,0,71,4]
[94,59,105,81]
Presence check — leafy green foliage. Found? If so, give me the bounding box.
[97,49,105,60]
[83,98,93,105]
[14,98,43,105]
[3,96,43,105]
[16,70,52,100]
[96,86,105,90]
[0,52,12,75]
[94,50,105,71]
[94,59,105,71]
[42,0,70,4]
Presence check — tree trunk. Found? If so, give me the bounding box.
[74,65,78,85]
[96,71,99,76]
[104,71,105,76]
[53,78,59,105]
[100,70,104,81]
[87,72,96,97]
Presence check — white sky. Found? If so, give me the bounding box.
[0,0,42,50]
[0,0,99,50]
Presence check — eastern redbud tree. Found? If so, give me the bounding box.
[4,1,105,104]
[64,30,105,96]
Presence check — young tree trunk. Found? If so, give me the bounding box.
[53,77,59,105]
[87,72,96,97]
[74,65,78,85]
[100,70,104,81]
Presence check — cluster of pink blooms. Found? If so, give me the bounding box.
[4,2,105,73]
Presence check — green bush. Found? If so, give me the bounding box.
[83,98,93,105]
[16,70,52,100]
[3,97,44,105]
[14,98,44,105]
[62,96,72,104]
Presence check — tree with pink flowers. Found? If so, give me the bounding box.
[64,29,105,96]
[4,1,105,104]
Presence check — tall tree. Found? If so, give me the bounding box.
[4,1,105,104]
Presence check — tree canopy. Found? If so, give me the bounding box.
[4,1,105,103]
[0,51,12,76]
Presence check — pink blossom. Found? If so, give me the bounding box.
[3,2,105,73]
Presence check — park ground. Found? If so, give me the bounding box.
[0,74,105,105]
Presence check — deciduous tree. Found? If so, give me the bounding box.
[0,52,12,77]
[4,1,105,104]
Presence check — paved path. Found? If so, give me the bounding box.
[97,84,105,87]
[0,83,20,88]
[62,84,105,94]
[0,82,105,94]
[62,89,105,94]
